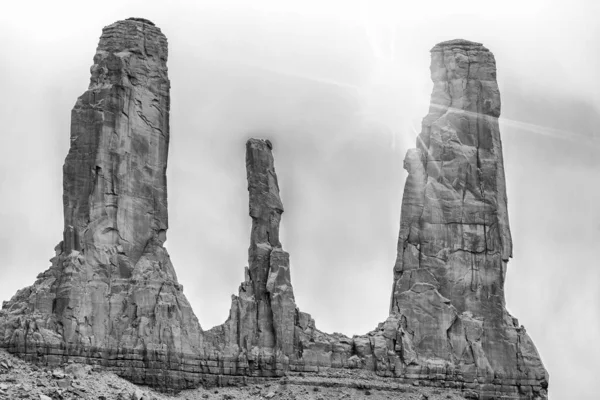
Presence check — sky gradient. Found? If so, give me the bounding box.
[1,1,599,399]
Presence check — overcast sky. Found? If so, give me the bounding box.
[1,1,599,399]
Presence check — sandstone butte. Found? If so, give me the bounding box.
[0,19,549,400]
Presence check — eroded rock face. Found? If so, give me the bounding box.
[239,138,296,355]
[0,18,203,389]
[203,139,299,375]
[199,41,549,399]
[389,39,548,395]
[0,28,548,400]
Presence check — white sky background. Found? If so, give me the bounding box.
[0,1,599,398]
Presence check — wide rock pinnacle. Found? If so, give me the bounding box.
[0,18,203,389]
[390,39,548,394]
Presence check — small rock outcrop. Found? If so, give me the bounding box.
[0,18,203,389]
[0,20,548,400]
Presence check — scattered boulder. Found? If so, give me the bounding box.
[51,370,65,379]
[131,389,145,400]
[56,378,71,389]
[65,363,90,378]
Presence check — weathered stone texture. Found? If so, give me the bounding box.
[0,27,548,400]
[0,18,203,389]
[389,39,548,395]
[204,139,298,369]
[201,132,548,398]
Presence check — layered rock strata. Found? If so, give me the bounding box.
[0,21,548,400]
[0,18,203,389]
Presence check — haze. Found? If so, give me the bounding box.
[0,1,598,399]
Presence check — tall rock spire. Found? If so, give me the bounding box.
[0,18,202,389]
[63,16,170,263]
[390,39,547,392]
[244,139,296,355]
[205,139,298,371]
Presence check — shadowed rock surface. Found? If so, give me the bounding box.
[202,138,300,372]
[0,18,204,389]
[0,21,548,400]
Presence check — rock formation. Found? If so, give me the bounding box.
[202,138,299,375]
[0,18,203,389]
[0,19,548,400]
[387,39,549,398]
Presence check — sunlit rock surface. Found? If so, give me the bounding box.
[0,22,548,399]
[389,39,548,397]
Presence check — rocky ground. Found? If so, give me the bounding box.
[0,349,472,400]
